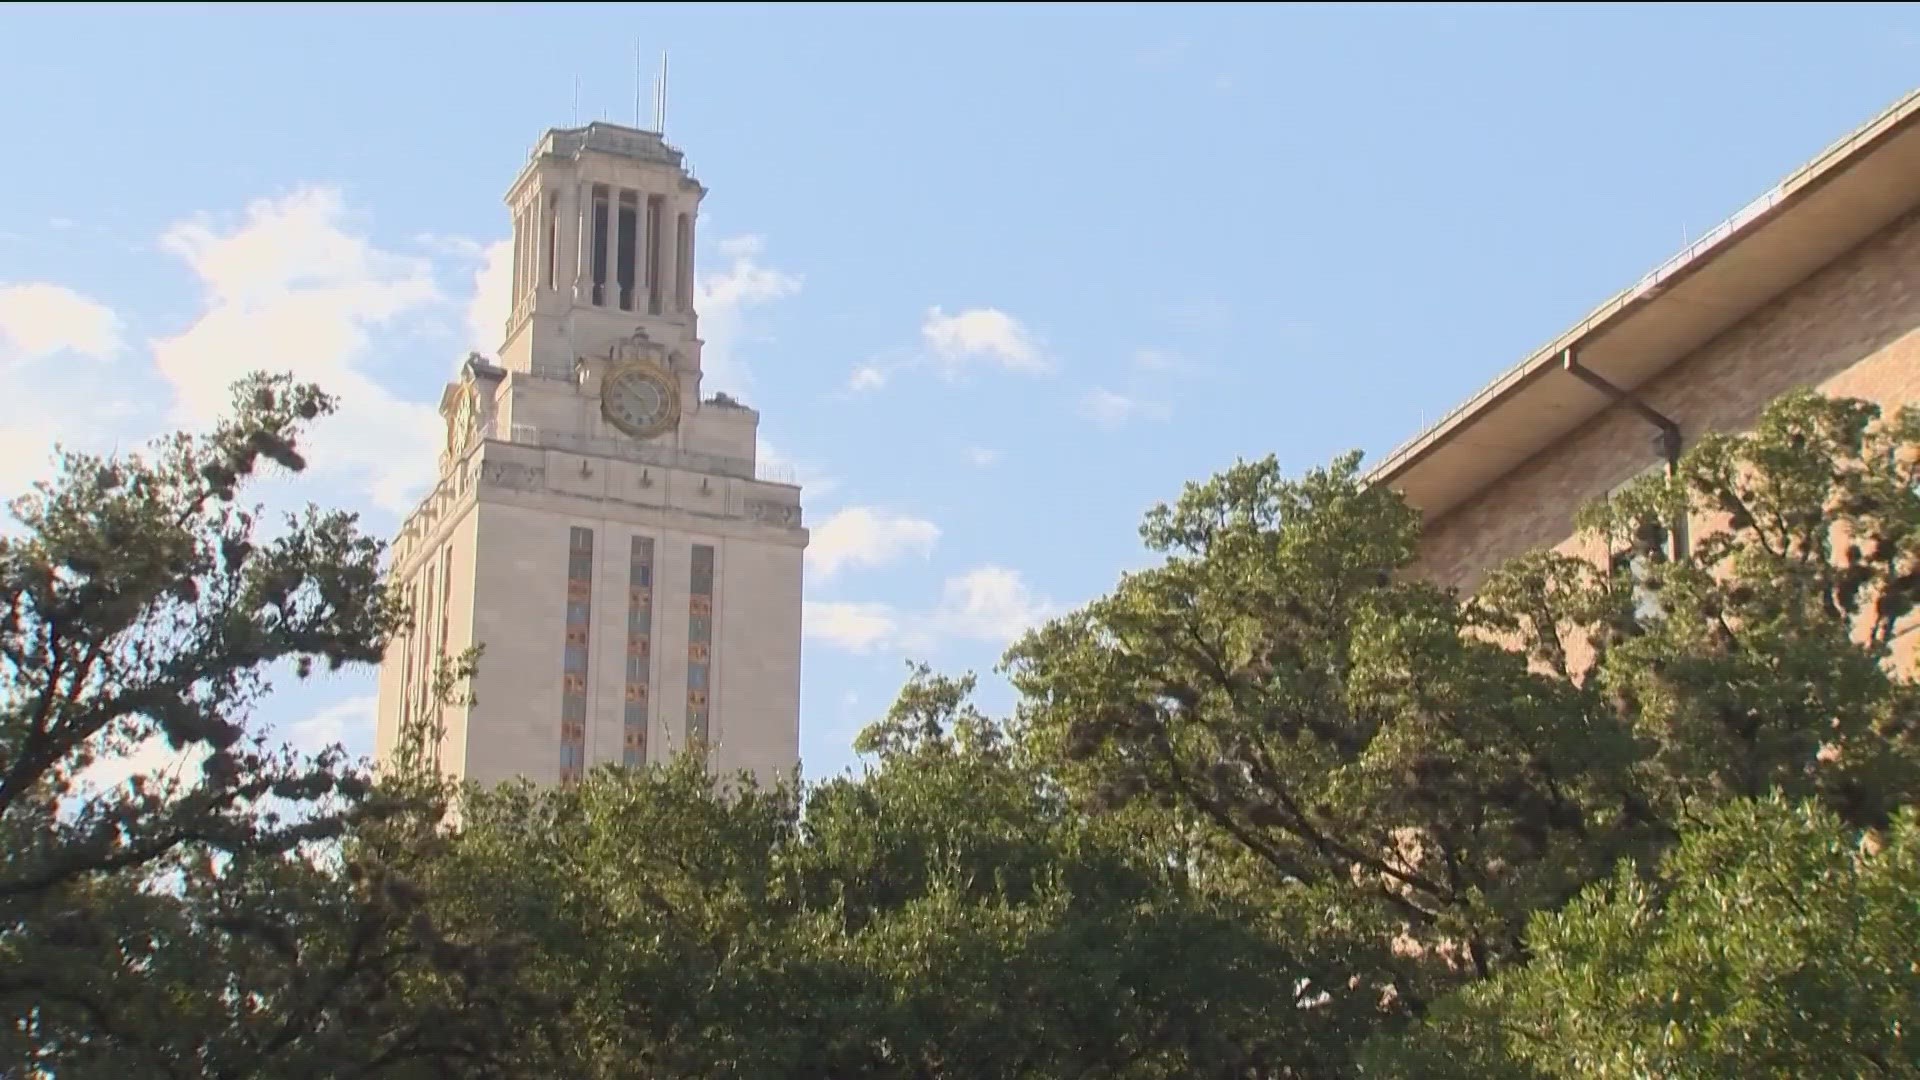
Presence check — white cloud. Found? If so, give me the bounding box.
[757,437,839,500]
[846,363,889,393]
[842,308,1049,395]
[804,600,901,653]
[75,730,212,802]
[286,693,376,758]
[804,566,1056,655]
[0,284,134,499]
[1080,386,1169,430]
[73,693,374,804]
[928,566,1056,644]
[922,306,1051,377]
[464,238,512,360]
[149,185,444,515]
[0,425,65,501]
[0,283,121,361]
[807,506,941,583]
[696,233,801,396]
[1081,387,1136,427]
[964,447,1002,467]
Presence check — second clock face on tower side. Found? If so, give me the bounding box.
[451,384,479,455]
[601,362,680,440]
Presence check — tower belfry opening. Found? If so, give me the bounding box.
[498,122,706,381]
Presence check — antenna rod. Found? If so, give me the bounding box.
[634,41,642,127]
[649,61,660,131]
[658,50,669,133]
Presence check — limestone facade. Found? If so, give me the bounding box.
[374,123,807,790]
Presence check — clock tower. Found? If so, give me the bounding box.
[374,122,808,789]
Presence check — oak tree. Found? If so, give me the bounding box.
[0,374,545,1078]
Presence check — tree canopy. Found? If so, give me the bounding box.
[0,375,545,1078]
[420,663,1330,1077]
[1366,796,1920,1078]
[4,376,1915,1077]
[1003,388,1920,1063]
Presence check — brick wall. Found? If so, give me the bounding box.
[1411,204,1920,594]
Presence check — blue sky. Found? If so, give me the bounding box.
[4,3,1919,783]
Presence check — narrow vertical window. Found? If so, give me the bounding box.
[416,565,437,729]
[616,190,639,311]
[398,579,419,742]
[675,212,691,308]
[411,576,426,705]
[624,536,655,767]
[686,544,715,758]
[435,547,453,660]
[560,526,593,783]
[646,196,665,314]
[575,183,591,296]
[434,546,453,768]
[520,205,534,298]
[510,209,523,302]
[526,203,538,297]
[590,186,610,307]
[542,192,558,292]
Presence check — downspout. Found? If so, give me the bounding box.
[1560,347,1688,559]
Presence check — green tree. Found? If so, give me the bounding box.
[1532,390,1920,828]
[424,754,801,1078]
[1003,391,1920,1058]
[1354,389,1920,1075]
[805,662,1329,1077]
[428,664,1329,1078]
[1004,452,1644,1028]
[0,374,544,1077]
[1366,796,1920,1078]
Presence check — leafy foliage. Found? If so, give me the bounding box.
[1004,452,1646,1025]
[426,665,1329,1078]
[1366,796,1920,1078]
[1004,391,1920,1060]
[0,374,544,1077]
[1560,391,1920,827]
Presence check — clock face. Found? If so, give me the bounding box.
[453,388,478,450]
[601,364,679,439]
[447,385,479,455]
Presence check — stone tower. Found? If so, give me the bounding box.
[374,122,807,789]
